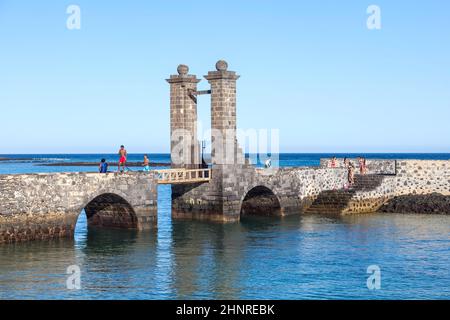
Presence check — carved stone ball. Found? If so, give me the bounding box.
[177,64,189,76]
[215,60,228,72]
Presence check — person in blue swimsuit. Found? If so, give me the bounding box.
[143,155,150,172]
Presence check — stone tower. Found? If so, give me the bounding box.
[166,64,201,168]
[205,60,241,165]
[169,60,247,223]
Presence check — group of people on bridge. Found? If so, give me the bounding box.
[98,145,151,174]
[329,156,368,187]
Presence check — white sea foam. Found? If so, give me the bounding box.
[33,158,70,161]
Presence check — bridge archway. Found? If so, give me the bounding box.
[79,193,138,229]
[240,186,282,217]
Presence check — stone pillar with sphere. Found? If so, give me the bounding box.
[166,65,201,168]
[205,60,243,165]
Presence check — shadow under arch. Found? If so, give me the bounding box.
[79,193,138,229]
[74,192,159,257]
[240,186,282,217]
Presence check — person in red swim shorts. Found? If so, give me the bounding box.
[118,145,127,173]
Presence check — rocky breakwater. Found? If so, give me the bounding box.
[379,193,450,214]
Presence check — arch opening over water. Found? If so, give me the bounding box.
[240,186,281,217]
[78,193,138,230]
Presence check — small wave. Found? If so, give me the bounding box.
[33,158,71,161]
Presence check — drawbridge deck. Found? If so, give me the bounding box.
[154,168,211,185]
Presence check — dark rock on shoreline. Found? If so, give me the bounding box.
[0,157,34,161]
[379,193,450,214]
[38,162,171,168]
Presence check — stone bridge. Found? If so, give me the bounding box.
[0,172,157,243]
[1,60,449,244]
[172,165,347,221]
[167,61,450,222]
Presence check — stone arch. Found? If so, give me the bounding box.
[240,185,282,217]
[78,192,138,229]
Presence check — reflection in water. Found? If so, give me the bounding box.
[171,221,247,299]
[1,189,450,299]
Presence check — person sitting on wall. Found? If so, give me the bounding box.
[99,158,108,173]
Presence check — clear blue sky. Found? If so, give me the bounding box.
[1,0,449,153]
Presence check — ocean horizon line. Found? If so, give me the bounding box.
[2,152,450,156]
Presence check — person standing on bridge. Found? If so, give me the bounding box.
[343,157,349,168]
[330,157,337,168]
[348,162,355,186]
[143,154,150,172]
[359,157,367,175]
[118,145,127,173]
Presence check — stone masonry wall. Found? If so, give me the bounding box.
[0,172,158,243]
[345,160,450,213]
[320,158,396,175]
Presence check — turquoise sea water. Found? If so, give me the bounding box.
[0,153,450,299]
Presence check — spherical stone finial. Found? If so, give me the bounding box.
[177,64,189,76]
[215,60,228,72]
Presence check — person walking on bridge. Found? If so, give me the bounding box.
[118,145,127,173]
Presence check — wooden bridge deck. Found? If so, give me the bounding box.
[154,168,211,185]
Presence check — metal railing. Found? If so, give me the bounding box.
[154,168,211,185]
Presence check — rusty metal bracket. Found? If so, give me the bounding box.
[188,89,211,103]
